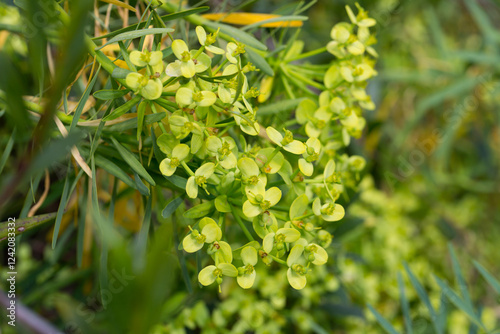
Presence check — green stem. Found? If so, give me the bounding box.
[264,146,281,168]
[149,102,167,134]
[213,59,229,75]
[231,208,254,241]
[0,213,57,241]
[181,161,195,176]
[269,254,287,265]
[294,212,315,220]
[285,46,327,63]
[193,45,206,59]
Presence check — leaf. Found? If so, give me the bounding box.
[448,243,473,308]
[246,47,274,76]
[434,275,486,330]
[70,66,101,131]
[110,137,155,186]
[202,20,267,51]
[183,201,215,219]
[96,28,175,50]
[403,262,442,334]
[104,112,166,132]
[134,172,150,196]
[197,72,239,83]
[215,195,232,213]
[473,260,500,295]
[94,89,130,100]
[52,167,71,249]
[94,155,136,189]
[136,101,147,141]
[289,194,309,220]
[397,272,412,334]
[241,15,307,30]
[162,196,184,218]
[367,304,400,334]
[257,98,305,115]
[94,7,209,40]
[103,95,141,121]
[112,67,134,79]
[0,213,57,241]
[100,0,136,12]
[0,129,15,176]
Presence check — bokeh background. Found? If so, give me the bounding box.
[1,0,499,333]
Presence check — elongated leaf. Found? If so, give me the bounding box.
[94,89,130,100]
[448,244,473,308]
[94,155,136,189]
[96,28,175,50]
[104,95,141,121]
[0,129,15,176]
[0,212,57,241]
[112,67,134,79]
[134,172,150,196]
[367,304,400,334]
[434,275,486,330]
[136,101,147,141]
[403,262,442,334]
[94,7,209,40]
[52,167,71,249]
[203,20,267,51]
[162,196,184,218]
[246,47,274,76]
[134,194,152,269]
[70,66,101,131]
[184,201,215,219]
[197,72,238,83]
[473,260,500,295]
[110,137,155,186]
[104,112,166,132]
[397,272,412,334]
[257,98,305,115]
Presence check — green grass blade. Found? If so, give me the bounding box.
[103,95,142,121]
[110,136,155,186]
[473,260,500,295]
[403,262,442,334]
[134,172,150,196]
[96,28,174,50]
[70,66,101,131]
[366,304,400,334]
[162,195,184,218]
[433,275,486,330]
[397,272,412,334]
[52,166,71,249]
[448,243,473,308]
[94,154,136,189]
[0,129,15,176]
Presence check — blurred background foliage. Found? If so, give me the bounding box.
[1,0,499,333]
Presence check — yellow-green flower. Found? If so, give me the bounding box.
[198,262,238,287]
[206,136,237,169]
[195,26,225,54]
[262,228,301,254]
[125,72,162,100]
[242,182,282,218]
[304,243,328,265]
[186,162,216,198]
[182,218,222,253]
[298,138,322,177]
[237,157,266,187]
[312,198,345,222]
[236,246,258,289]
[226,42,244,64]
[176,87,217,108]
[129,49,163,73]
[266,127,305,155]
[287,244,307,290]
[159,143,190,176]
[169,115,203,140]
[166,39,196,78]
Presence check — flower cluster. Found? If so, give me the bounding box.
[119,4,377,291]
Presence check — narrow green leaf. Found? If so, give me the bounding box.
[245,48,274,76]
[103,112,166,132]
[110,136,155,186]
[403,262,442,334]
[134,172,150,196]
[232,72,245,104]
[448,243,473,308]
[96,28,175,50]
[94,155,136,189]
[183,201,215,219]
[76,184,87,268]
[0,212,56,241]
[257,98,304,115]
[203,20,267,51]
[136,101,147,141]
[366,304,400,334]
[52,167,71,249]
[197,72,238,83]
[0,129,15,176]
[111,67,134,79]
[162,196,184,218]
[135,194,152,265]
[103,95,141,121]
[93,7,209,40]
[434,275,486,330]
[397,272,412,334]
[94,89,130,100]
[70,66,101,131]
[473,260,500,295]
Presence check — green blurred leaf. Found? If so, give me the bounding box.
[110,137,155,186]
[367,304,400,334]
[104,95,142,121]
[246,48,274,76]
[184,201,215,219]
[162,196,184,218]
[473,260,500,295]
[94,89,130,100]
[96,28,175,50]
